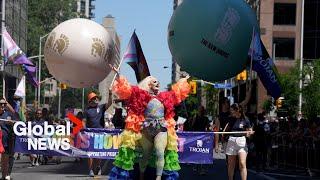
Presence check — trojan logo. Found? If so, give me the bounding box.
[91,38,105,58]
[45,32,56,50]
[214,8,240,45]
[53,34,70,56]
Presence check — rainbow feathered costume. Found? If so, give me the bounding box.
[109,76,190,179]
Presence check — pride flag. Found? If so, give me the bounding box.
[2,29,38,87]
[123,31,150,82]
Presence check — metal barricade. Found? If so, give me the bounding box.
[270,134,320,176]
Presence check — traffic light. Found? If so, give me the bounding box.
[60,83,67,89]
[189,81,197,94]
[236,70,247,81]
[275,98,283,108]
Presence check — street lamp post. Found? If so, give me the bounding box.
[37,33,50,108]
[298,0,305,115]
[28,55,44,104]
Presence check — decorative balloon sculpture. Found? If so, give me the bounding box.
[168,0,258,81]
[44,18,115,88]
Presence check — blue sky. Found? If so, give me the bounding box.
[94,0,174,89]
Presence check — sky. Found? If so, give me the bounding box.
[94,0,174,90]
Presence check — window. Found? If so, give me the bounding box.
[274,3,296,25]
[273,38,295,60]
[304,0,320,59]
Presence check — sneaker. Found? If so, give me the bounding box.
[89,170,94,177]
[5,175,11,180]
[35,162,40,166]
[97,166,102,175]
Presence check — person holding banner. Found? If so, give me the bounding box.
[224,103,254,180]
[84,91,113,177]
[0,98,18,180]
[108,65,190,180]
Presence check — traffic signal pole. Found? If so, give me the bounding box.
[58,86,61,119]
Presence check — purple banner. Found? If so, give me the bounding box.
[14,129,214,164]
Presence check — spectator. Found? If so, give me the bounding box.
[190,106,210,175]
[0,98,18,180]
[112,108,124,129]
[192,106,210,132]
[29,109,45,167]
[253,112,270,171]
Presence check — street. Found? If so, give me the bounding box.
[9,152,284,180]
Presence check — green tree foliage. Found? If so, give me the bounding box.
[262,98,273,112]
[204,84,219,116]
[302,60,320,120]
[278,61,300,117]
[26,0,78,104]
[50,87,97,116]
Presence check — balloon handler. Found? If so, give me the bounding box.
[108,65,190,180]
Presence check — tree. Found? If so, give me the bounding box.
[278,61,300,117]
[302,59,320,120]
[204,84,219,116]
[262,98,273,113]
[26,0,78,104]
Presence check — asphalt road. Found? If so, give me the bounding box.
[7,152,284,180]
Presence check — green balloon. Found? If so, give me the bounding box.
[168,0,258,81]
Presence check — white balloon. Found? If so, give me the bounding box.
[44,18,115,88]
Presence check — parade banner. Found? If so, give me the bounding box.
[14,129,214,164]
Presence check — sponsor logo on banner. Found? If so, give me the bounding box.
[189,139,210,154]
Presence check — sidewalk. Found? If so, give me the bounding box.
[248,166,320,179]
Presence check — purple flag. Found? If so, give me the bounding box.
[124,31,150,82]
[22,64,39,87]
[2,28,38,87]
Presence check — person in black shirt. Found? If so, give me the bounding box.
[254,112,270,171]
[0,98,17,180]
[112,108,125,129]
[225,103,253,180]
[193,106,210,132]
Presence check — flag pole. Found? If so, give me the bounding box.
[1,0,6,98]
[109,30,136,89]
[109,52,124,90]
[248,27,255,89]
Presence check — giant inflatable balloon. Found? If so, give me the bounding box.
[168,0,258,81]
[44,18,115,88]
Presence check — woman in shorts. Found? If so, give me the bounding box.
[225,103,253,180]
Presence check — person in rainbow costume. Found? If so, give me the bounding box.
[109,66,190,180]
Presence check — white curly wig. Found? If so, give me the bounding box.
[138,76,158,92]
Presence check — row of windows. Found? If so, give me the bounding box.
[272,1,320,60]
[0,0,27,52]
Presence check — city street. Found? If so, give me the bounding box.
[8,152,286,180]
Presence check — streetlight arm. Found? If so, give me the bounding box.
[28,55,44,60]
[39,77,55,84]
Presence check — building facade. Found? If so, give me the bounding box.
[98,15,121,111]
[76,0,95,19]
[258,0,320,110]
[0,0,27,102]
